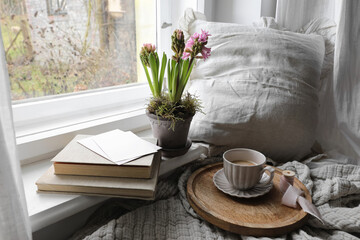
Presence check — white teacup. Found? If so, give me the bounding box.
[223,148,274,190]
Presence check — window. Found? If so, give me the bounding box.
[0,0,157,140]
[1,0,156,100]
[1,0,203,163]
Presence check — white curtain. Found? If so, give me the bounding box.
[0,32,32,239]
[276,0,339,31]
[276,0,360,165]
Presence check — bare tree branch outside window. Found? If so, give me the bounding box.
[0,0,155,100]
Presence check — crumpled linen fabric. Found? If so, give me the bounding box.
[178,9,325,162]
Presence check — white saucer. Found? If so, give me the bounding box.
[213,169,273,198]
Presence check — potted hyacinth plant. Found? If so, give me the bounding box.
[140,29,211,157]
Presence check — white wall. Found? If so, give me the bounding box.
[157,0,277,67]
[202,0,277,24]
[157,0,201,58]
[207,0,262,24]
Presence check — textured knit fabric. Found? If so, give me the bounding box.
[72,153,360,240]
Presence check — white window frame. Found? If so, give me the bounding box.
[12,0,208,164]
[13,83,151,139]
[11,1,158,164]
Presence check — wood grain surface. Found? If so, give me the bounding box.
[187,162,311,237]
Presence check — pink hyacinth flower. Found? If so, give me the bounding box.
[182,51,191,60]
[182,36,195,60]
[191,32,200,41]
[182,30,211,60]
[201,46,211,60]
[185,37,195,49]
[143,43,156,52]
[199,29,211,43]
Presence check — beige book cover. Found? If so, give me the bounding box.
[52,135,156,178]
[36,152,161,200]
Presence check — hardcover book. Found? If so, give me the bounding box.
[36,151,161,200]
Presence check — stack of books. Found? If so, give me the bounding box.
[36,130,161,200]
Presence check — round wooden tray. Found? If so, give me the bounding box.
[187,162,311,237]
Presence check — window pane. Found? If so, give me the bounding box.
[0,0,156,101]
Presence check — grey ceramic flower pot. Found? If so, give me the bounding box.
[146,111,193,157]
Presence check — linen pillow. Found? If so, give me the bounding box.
[179,9,325,162]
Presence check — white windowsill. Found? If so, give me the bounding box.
[22,159,108,232]
[21,128,208,232]
[17,109,151,165]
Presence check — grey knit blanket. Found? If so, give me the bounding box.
[71,151,360,240]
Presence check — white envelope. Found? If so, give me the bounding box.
[78,129,160,165]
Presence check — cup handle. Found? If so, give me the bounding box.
[258,166,275,186]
